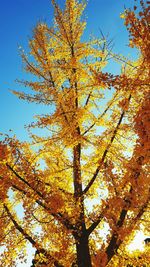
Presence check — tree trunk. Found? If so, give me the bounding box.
[75,235,92,267]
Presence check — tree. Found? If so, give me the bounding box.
[0,0,149,266]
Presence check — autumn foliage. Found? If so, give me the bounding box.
[0,0,150,266]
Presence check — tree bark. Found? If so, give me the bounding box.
[104,208,128,265]
[75,235,92,267]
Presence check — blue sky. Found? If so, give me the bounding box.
[0,0,136,141]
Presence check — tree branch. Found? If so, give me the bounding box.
[83,94,131,194]
[105,193,150,265]
[6,163,43,198]
[4,204,36,246]
[87,205,109,235]
[3,162,75,232]
[82,91,118,136]
[4,204,64,267]
[11,184,76,232]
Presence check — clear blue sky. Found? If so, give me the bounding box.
[0,0,136,141]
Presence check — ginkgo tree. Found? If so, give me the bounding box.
[0,0,149,266]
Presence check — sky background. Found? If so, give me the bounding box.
[0,0,138,141]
